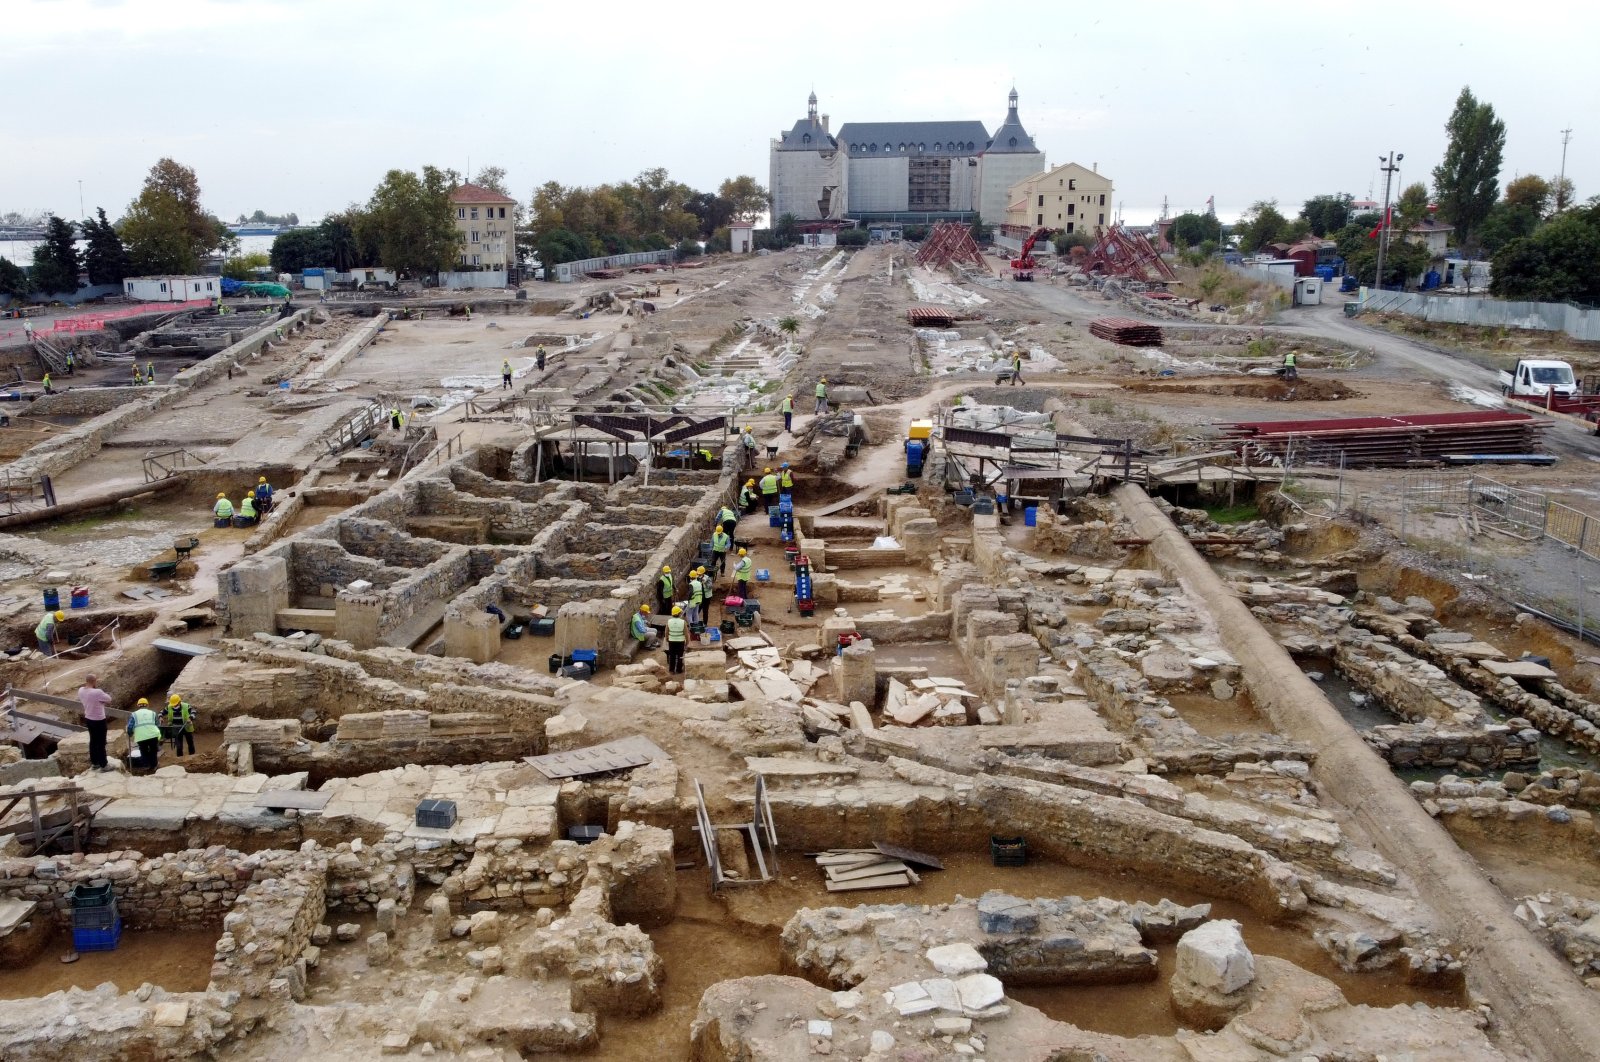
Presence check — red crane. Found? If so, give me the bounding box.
[1010,227,1056,281]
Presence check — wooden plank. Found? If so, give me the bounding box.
[152,638,216,657]
[826,861,909,882]
[825,872,913,892]
[872,842,945,870]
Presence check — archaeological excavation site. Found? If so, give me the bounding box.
[4,244,1600,1062]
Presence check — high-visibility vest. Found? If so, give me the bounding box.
[240,496,256,518]
[658,573,673,597]
[780,470,793,489]
[712,530,730,553]
[735,557,753,581]
[34,614,55,640]
[760,474,778,495]
[689,580,704,606]
[1284,352,1297,367]
[740,486,755,506]
[780,397,793,413]
[718,507,736,526]
[214,498,234,519]
[502,361,511,374]
[742,434,755,449]
[666,617,687,643]
[631,613,650,641]
[128,708,162,744]
[1012,353,1022,369]
[163,701,194,732]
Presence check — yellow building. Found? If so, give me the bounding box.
[1005,163,1114,236]
[449,183,518,275]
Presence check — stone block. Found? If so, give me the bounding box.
[977,892,1040,934]
[1174,920,1254,994]
[470,910,501,944]
[685,650,727,680]
[367,931,391,967]
[444,608,501,665]
[927,943,987,976]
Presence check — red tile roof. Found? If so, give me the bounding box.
[450,183,517,205]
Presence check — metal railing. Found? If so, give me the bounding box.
[143,447,210,483]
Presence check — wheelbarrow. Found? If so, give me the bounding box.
[765,444,779,459]
[173,536,199,559]
[148,560,179,581]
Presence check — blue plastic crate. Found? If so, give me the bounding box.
[570,648,598,664]
[73,918,122,952]
[755,568,771,582]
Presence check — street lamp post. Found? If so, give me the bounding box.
[1374,151,1403,291]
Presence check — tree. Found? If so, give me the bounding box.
[1551,176,1577,214]
[1490,203,1600,302]
[968,214,993,243]
[222,252,271,280]
[718,176,769,223]
[536,228,590,276]
[269,226,333,274]
[1233,200,1287,253]
[1281,217,1312,243]
[29,214,80,294]
[0,258,30,298]
[1345,234,1431,288]
[1054,230,1096,255]
[674,238,702,261]
[1395,183,1431,231]
[774,213,799,246]
[81,208,130,286]
[1503,175,1551,217]
[685,191,733,238]
[1477,201,1541,254]
[1300,194,1353,237]
[1169,212,1220,248]
[837,228,870,248]
[358,166,460,278]
[119,158,229,275]
[1431,86,1506,250]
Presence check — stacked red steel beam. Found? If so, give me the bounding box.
[906,306,957,328]
[1089,317,1164,346]
[1220,410,1550,468]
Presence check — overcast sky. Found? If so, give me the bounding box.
[6,0,1597,226]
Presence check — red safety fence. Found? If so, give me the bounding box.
[49,300,213,333]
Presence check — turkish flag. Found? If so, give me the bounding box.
[1367,207,1391,239]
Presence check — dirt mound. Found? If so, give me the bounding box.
[1126,376,1358,402]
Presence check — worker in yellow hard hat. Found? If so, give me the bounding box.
[126,697,163,773]
[657,565,674,611]
[164,693,195,757]
[631,603,658,649]
[213,492,234,527]
[35,609,65,656]
[740,477,760,514]
[741,423,758,469]
[781,393,795,432]
[665,604,688,673]
[759,466,780,504]
[815,376,829,414]
[735,547,753,598]
[255,475,274,513]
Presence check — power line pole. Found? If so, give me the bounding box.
[1558,128,1573,212]
[1374,151,1403,291]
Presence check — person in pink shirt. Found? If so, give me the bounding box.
[77,674,112,771]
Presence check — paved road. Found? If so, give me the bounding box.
[1010,279,1600,462]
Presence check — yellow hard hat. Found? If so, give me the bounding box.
[639,604,650,613]
[671,605,683,615]
[258,476,267,483]
[137,697,149,706]
[217,492,226,499]
[53,610,65,621]
[738,547,747,556]
[746,479,755,486]
[662,565,671,573]
[168,694,181,706]
[820,375,827,381]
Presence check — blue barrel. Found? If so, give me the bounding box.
[42,587,59,610]
[1024,507,1038,527]
[70,587,89,609]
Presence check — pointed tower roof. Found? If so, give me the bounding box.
[985,87,1037,154]
[776,90,836,152]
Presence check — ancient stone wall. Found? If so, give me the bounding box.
[25,385,151,417]
[210,864,327,1000]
